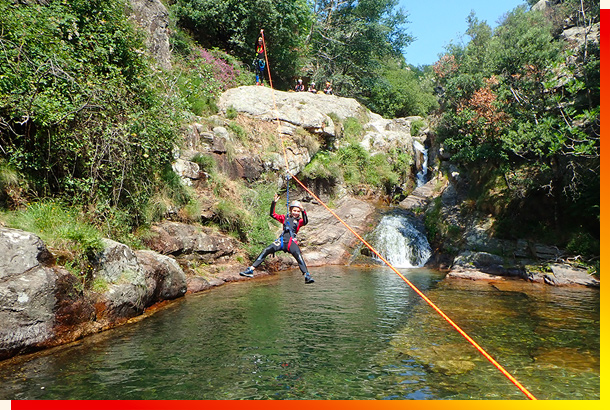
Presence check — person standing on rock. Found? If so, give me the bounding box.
[294,78,305,92]
[240,194,315,284]
[254,30,266,86]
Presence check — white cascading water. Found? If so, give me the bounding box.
[371,214,432,268]
[413,140,428,187]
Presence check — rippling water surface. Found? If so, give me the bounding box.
[0,266,599,400]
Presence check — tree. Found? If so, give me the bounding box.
[171,0,312,87]
[363,58,438,118]
[434,4,599,247]
[305,0,413,99]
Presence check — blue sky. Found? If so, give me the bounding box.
[399,0,528,66]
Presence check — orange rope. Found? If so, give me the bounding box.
[258,30,537,401]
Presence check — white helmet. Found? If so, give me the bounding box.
[289,200,303,211]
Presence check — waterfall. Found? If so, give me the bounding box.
[413,140,428,187]
[370,213,432,268]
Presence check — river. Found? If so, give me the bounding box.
[0,266,599,400]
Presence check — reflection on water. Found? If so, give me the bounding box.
[0,266,599,400]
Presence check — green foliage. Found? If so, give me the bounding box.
[306,0,413,100]
[191,154,217,174]
[342,117,365,140]
[303,141,409,195]
[433,4,599,246]
[410,119,425,136]
[241,183,278,259]
[362,58,439,117]
[227,121,247,142]
[172,47,252,116]
[213,199,251,241]
[302,151,342,182]
[226,105,238,119]
[0,0,181,226]
[171,0,312,87]
[565,231,598,259]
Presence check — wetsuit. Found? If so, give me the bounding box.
[251,200,309,273]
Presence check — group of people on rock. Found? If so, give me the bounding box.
[294,78,333,95]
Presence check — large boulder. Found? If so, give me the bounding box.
[135,250,188,306]
[528,263,600,288]
[218,86,370,137]
[144,221,238,263]
[0,228,57,360]
[92,239,148,320]
[361,116,417,156]
[299,196,376,266]
[447,250,524,279]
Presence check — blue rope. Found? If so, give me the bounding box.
[285,173,290,214]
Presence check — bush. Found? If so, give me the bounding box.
[241,184,279,260]
[0,0,181,225]
[343,117,364,140]
[213,199,251,241]
[565,232,599,258]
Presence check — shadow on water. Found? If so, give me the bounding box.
[0,266,599,400]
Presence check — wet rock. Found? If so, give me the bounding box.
[536,263,599,288]
[433,360,476,375]
[299,196,376,266]
[399,176,445,210]
[447,250,524,280]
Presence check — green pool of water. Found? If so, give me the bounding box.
[0,266,599,400]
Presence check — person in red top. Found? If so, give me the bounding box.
[240,194,315,283]
[254,30,265,85]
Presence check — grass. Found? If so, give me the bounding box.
[1,200,103,281]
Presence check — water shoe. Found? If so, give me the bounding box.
[239,267,254,278]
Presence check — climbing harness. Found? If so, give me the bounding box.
[258,31,537,400]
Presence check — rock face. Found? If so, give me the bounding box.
[0,228,57,360]
[143,221,238,263]
[0,228,194,361]
[128,0,171,70]
[213,86,420,178]
[399,176,446,210]
[135,250,187,306]
[300,196,376,266]
[93,239,149,319]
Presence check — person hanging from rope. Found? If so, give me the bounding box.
[239,193,315,284]
[254,30,266,86]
